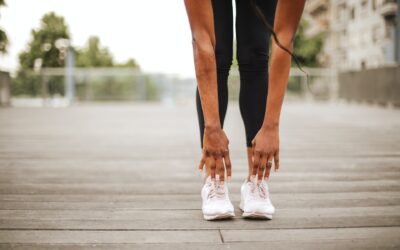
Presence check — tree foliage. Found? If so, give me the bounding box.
[116,58,139,68]
[293,20,324,67]
[13,12,69,96]
[0,0,8,54]
[12,11,141,97]
[19,12,70,69]
[76,36,113,67]
[76,36,139,68]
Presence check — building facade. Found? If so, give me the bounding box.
[305,0,399,71]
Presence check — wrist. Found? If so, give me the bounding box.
[262,121,279,130]
[205,123,221,131]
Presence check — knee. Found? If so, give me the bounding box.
[215,47,233,71]
[237,43,269,72]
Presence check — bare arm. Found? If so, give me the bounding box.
[184,0,231,182]
[265,0,305,128]
[252,0,306,182]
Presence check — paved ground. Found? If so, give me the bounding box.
[0,101,399,249]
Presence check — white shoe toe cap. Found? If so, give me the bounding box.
[244,201,275,215]
[203,202,234,215]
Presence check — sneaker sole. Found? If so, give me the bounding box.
[203,212,235,221]
[242,211,273,220]
[239,206,273,220]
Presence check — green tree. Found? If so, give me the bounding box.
[0,0,8,54]
[116,58,140,68]
[76,36,113,67]
[293,20,324,67]
[230,19,323,69]
[13,12,70,96]
[18,12,70,69]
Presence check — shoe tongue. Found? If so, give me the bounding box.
[246,177,257,186]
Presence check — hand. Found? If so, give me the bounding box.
[251,125,280,182]
[198,126,232,183]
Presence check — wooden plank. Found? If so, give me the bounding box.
[0,103,400,247]
[1,197,399,210]
[1,206,399,220]
[0,228,399,248]
[0,180,399,194]
[0,239,400,250]
[1,157,400,169]
[0,192,400,202]
[221,227,400,243]
[1,171,400,184]
[0,230,221,244]
[1,216,399,230]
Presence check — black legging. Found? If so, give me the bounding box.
[196,0,277,148]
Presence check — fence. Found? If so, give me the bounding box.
[0,71,11,107]
[338,65,400,106]
[10,67,338,106]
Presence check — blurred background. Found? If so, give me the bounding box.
[0,0,398,107]
[0,1,400,247]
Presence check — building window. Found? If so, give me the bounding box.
[372,25,380,43]
[337,3,347,21]
[361,0,369,15]
[361,0,368,8]
[385,21,394,39]
[350,7,355,20]
[361,61,366,69]
[372,0,377,10]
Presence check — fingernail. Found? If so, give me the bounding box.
[264,176,268,181]
[227,176,231,181]
[221,181,224,185]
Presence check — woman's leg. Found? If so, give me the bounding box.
[235,0,277,179]
[196,0,233,149]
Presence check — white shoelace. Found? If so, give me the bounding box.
[258,183,269,199]
[247,181,258,201]
[207,182,226,201]
[248,181,269,200]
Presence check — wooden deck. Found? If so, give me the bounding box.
[0,101,399,249]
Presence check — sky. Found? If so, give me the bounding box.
[0,0,197,77]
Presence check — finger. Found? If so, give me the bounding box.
[223,151,232,180]
[274,152,280,172]
[215,157,224,183]
[264,154,273,181]
[252,150,261,178]
[206,157,216,181]
[198,156,206,172]
[258,155,267,183]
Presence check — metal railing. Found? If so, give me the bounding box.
[11,67,338,106]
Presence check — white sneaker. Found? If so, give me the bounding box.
[240,179,275,219]
[201,176,235,220]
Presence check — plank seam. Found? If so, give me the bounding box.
[1,226,400,231]
[218,229,224,243]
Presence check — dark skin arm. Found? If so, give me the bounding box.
[252,0,306,182]
[184,0,232,183]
